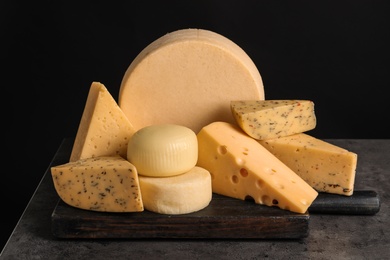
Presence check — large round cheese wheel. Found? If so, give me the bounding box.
[119,28,264,134]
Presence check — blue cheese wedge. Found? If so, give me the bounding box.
[231,100,316,140]
[51,155,144,212]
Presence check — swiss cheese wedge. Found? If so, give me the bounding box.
[197,121,318,214]
[119,28,264,134]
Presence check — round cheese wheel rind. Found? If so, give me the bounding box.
[127,124,198,177]
[138,166,212,215]
[119,28,264,133]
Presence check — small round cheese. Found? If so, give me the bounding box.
[127,124,198,177]
[139,166,212,215]
[119,28,265,134]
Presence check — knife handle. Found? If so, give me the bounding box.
[309,190,380,215]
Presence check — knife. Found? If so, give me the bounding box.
[309,190,380,215]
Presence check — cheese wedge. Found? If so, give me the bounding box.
[127,124,198,177]
[51,156,143,212]
[231,100,316,140]
[258,133,358,196]
[196,121,318,214]
[70,82,136,162]
[138,166,212,215]
[119,28,264,134]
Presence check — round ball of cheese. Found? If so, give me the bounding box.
[127,124,198,177]
[139,166,212,215]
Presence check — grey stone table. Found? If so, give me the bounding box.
[1,138,389,260]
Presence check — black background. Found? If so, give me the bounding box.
[2,1,389,251]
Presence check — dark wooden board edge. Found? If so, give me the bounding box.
[50,190,380,239]
[51,194,310,239]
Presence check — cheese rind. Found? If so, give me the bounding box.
[70,82,136,162]
[119,28,264,134]
[127,124,198,177]
[258,133,358,196]
[196,121,318,214]
[138,166,212,215]
[231,100,316,140]
[51,156,144,212]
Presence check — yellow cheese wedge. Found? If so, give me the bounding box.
[258,133,358,196]
[197,121,318,214]
[127,124,198,177]
[231,100,316,140]
[119,28,264,134]
[138,166,212,215]
[51,156,143,212]
[70,82,136,162]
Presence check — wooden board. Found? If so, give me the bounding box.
[50,138,381,240]
[51,194,310,239]
[51,190,380,239]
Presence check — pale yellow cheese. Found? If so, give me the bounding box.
[51,156,144,212]
[119,28,264,134]
[197,121,318,214]
[70,82,136,162]
[138,166,212,215]
[231,100,316,140]
[127,124,198,177]
[258,133,358,196]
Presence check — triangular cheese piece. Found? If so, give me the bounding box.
[197,121,318,214]
[231,100,316,140]
[258,133,358,196]
[70,82,136,162]
[51,155,143,212]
